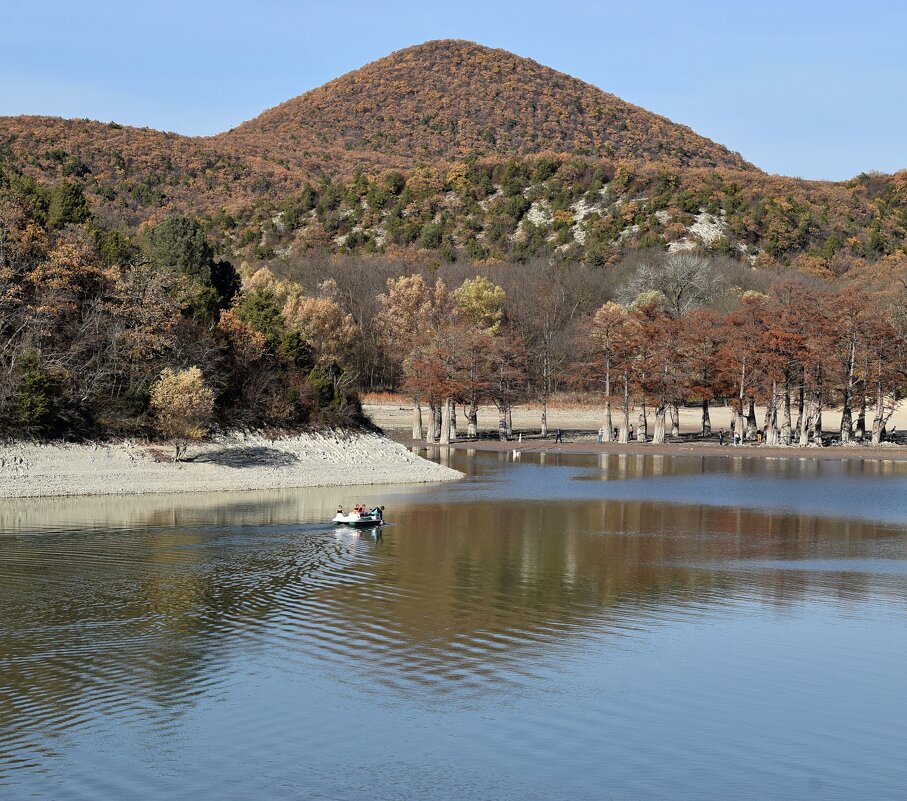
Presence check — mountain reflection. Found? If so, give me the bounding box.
[2,467,906,772]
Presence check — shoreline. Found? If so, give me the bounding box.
[428,437,907,462]
[0,430,462,500]
[366,402,907,463]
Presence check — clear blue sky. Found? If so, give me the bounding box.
[2,0,904,180]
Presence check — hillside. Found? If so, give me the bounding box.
[224,155,907,277]
[219,40,754,172]
[0,40,753,223]
[0,39,904,273]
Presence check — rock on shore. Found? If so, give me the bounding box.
[0,431,461,499]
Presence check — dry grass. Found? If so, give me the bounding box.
[361,391,601,410]
[361,391,410,405]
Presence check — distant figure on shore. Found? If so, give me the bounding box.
[629,424,635,439]
[613,427,619,440]
[718,430,725,446]
[554,428,563,443]
[733,431,741,446]
[598,427,603,443]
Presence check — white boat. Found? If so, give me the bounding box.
[332,511,384,526]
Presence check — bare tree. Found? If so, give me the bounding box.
[620,252,723,318]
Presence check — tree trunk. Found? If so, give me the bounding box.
[871,384,884,445]
[781,377,792,445]
[810,368,823,445]
[506,406,513,438]
[795,382,804,434]
[736,357,747,442]
[540,348,550,437]
[735,397,746,445]
[746,397,758,440]
[412,402,423,441]
[855,393,866,440]
[467,399,478,438]
[638,400,648,442]
[652,402,667,444]
[449,400,457,440]
[764,382,779,446]
[619,376,630,443]
[701,399,711,437]
[840,340,856,444]
[798,389,810,447]
[425,402,438,443]
[670,402,680,438]
[440,398,451,444]
[603,363,613,442]
[498,404,508,441]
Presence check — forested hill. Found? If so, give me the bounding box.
[0,40,905,274]
[218,40,754,172]
[0,39,752,218]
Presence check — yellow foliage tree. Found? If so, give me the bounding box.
[282,295,360,367]
[453,275,505,333]
[149,367,215,461]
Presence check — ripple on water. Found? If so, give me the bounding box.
[2,461,907,800]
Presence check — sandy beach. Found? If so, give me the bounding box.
[0,430,461,499]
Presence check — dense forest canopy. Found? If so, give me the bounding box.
[221,40,754,171]
[0,171,364,440]
[1,40,906,444]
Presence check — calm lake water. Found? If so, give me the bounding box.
[1,450,906,801]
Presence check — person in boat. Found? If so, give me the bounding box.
[370,505,385,521]
[337,505,344,516]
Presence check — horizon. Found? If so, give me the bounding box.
[1,1,906,181]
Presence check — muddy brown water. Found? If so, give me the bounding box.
[1,449,906,800]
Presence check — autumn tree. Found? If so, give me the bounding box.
[862,313,906,444]
[677,308,725,436]
[588,302,632,442]
[631,302,682,444]
[829,291,874,443]
[453,275,505,437]
[719,292,768,441]
[375,274,456,442]
[149,367,215,461]
[283,294,361,368]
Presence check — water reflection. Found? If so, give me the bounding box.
[1,452,906,799]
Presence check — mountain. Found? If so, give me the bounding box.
[0,40,904,273]
[218,39,754,173]
[0,40,755,220]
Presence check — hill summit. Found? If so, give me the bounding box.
[218,39,754,172]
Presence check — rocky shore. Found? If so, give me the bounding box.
[0,431,462,499]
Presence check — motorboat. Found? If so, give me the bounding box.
[332,510,384,526]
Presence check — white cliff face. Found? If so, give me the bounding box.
[668,209,727,252]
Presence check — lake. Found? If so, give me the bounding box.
[1,449,906,800]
